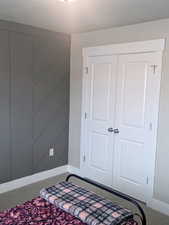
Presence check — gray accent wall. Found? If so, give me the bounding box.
[0,30,10,183]
[0,20,70,184]
[33,34,69,173]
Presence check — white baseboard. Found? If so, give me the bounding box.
[0,165,68,194]
[148,198,169,216]
[67,165,82,176]
[0,165,81,195]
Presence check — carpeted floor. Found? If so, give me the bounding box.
[0,173,169,225]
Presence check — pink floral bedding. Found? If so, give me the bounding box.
[0,197,138,225]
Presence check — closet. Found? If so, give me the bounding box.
[81,39,164,202]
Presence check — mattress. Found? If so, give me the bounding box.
[40,181,133,225]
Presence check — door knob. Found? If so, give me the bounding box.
[114,128,120,134]
[108,127,114,132]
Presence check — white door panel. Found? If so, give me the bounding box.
[122,62,147,127]
[89,132,109,170]
[91,63,111,121]
[119,140,146,184]
[84,56,117,186]
[114,53,162,201]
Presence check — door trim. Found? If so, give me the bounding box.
[83,39,165,57]
[80,39,165,202]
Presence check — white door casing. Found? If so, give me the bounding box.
[81,39,164,202]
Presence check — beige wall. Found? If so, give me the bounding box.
[69,18,169,204]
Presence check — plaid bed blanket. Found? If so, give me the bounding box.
[40,181,133,225]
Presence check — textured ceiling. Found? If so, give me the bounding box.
[0,0,169,33]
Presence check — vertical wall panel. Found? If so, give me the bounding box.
[33,35,69,173]
[0,31,10,184]
[11,32,33,180]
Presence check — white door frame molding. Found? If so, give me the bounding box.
[83,39,165,57]
[81,39,165,202]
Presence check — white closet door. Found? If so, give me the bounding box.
[83,55,117,186]
[114,53,162,202]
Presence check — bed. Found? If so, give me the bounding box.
[0,174,146,225]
